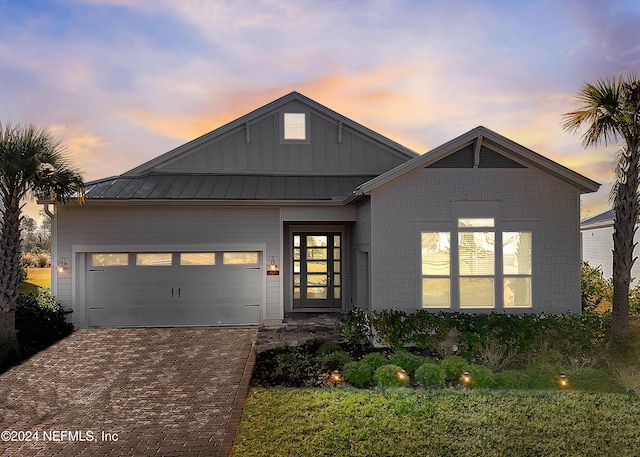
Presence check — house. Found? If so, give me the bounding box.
[580,209,640,284]
[47,92,600,328]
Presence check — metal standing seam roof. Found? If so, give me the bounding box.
[85,174,379,201]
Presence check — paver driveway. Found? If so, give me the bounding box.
[0,327,257,457]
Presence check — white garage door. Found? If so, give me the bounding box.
[86,251,263,326]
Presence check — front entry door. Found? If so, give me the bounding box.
[293,232,342,309]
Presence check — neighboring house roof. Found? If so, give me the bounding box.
[123,91,418,178]
[353,126,601,197]
[580,209,617,230]
[85,174,377,201]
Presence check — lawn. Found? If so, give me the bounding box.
[232,387,640,456]
[19,267,51,294]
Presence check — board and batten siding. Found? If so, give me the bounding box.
[155,102,407,176]
[54,204,281,327]
[369,167,582,314]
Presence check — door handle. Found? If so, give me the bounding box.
[171,287,174,298]
[328,273,332,287]
[178,288,181,298]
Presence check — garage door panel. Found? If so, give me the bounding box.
[87,251,263,327]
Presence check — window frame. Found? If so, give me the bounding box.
[419,213,534,311]
[280,111,311,144]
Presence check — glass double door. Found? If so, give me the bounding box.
[293,232,341,309]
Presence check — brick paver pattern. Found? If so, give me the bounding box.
[0,328,257,457]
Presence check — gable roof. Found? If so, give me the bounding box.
[580,209,615,230]
[123,91,418,178]
[353,126,600,196]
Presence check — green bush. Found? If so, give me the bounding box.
[569,368,613,392]
[373,364,410,387]
[343,361,375,388]
[525,362,566,390]
[321,350,353,370]
[340,307,373,346]
[414,363,445,387]
[495,370,530,389]
[440,356,470,380]
[316,341,343,356]
[388,349,425,373]
[372,309,408,347]
[467,364,496,388]
[252,344,322,387]
[580,261,612,312]
[360,352,387,369]
[16,288,73,357]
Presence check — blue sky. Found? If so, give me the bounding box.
[1,0,639,221]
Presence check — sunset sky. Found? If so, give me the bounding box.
[1,0,639,222]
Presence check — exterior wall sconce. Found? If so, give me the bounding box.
[267,256,279,276]
[57,257,67,273]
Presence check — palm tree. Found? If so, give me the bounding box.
[0,123,84,359]
[563,73,640,347]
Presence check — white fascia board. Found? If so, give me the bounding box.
[357,126,600,195]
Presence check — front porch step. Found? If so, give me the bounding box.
[255,313,344,352]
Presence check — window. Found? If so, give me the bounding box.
[180,253,216,265]
[503,232,532,307]
[136,253,172,266]
[421,232,450,308]
[223,252,260,265]
[281,112,310,143]
[91,253,128,267]
[421,220,532,309]
[458,218,495,308]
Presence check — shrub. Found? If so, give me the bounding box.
[495,370,530,389]
[316,341,343,356]
[16,288,73,357]
[360,352,387,369]
[524,362,566,390]
[373,364,410,387]
[321,350,353,370]
[580,261,612,312]
[440,356,470,380]
[372,309,408,347]
[568,368,613,392]
[474,337,519,371]
[467,364,496,388]
[341,307,373,346]
[252,344,322,387]
[415,363,445,387]
[388,349,425,373]
[343,361,375,388]
[612,364,640,395]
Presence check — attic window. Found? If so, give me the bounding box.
[281,112,310,143]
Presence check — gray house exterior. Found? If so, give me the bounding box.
[580,209,640,285]
[49,92,599,328]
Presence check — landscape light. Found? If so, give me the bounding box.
[559,374,569,388]
[461,371,472,385]
[331,369,343,385]
[397,369,408,381]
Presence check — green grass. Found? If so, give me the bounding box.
[233,388,640,456]
[18,267,51,294]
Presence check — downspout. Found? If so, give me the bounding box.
[42,202,57,298]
